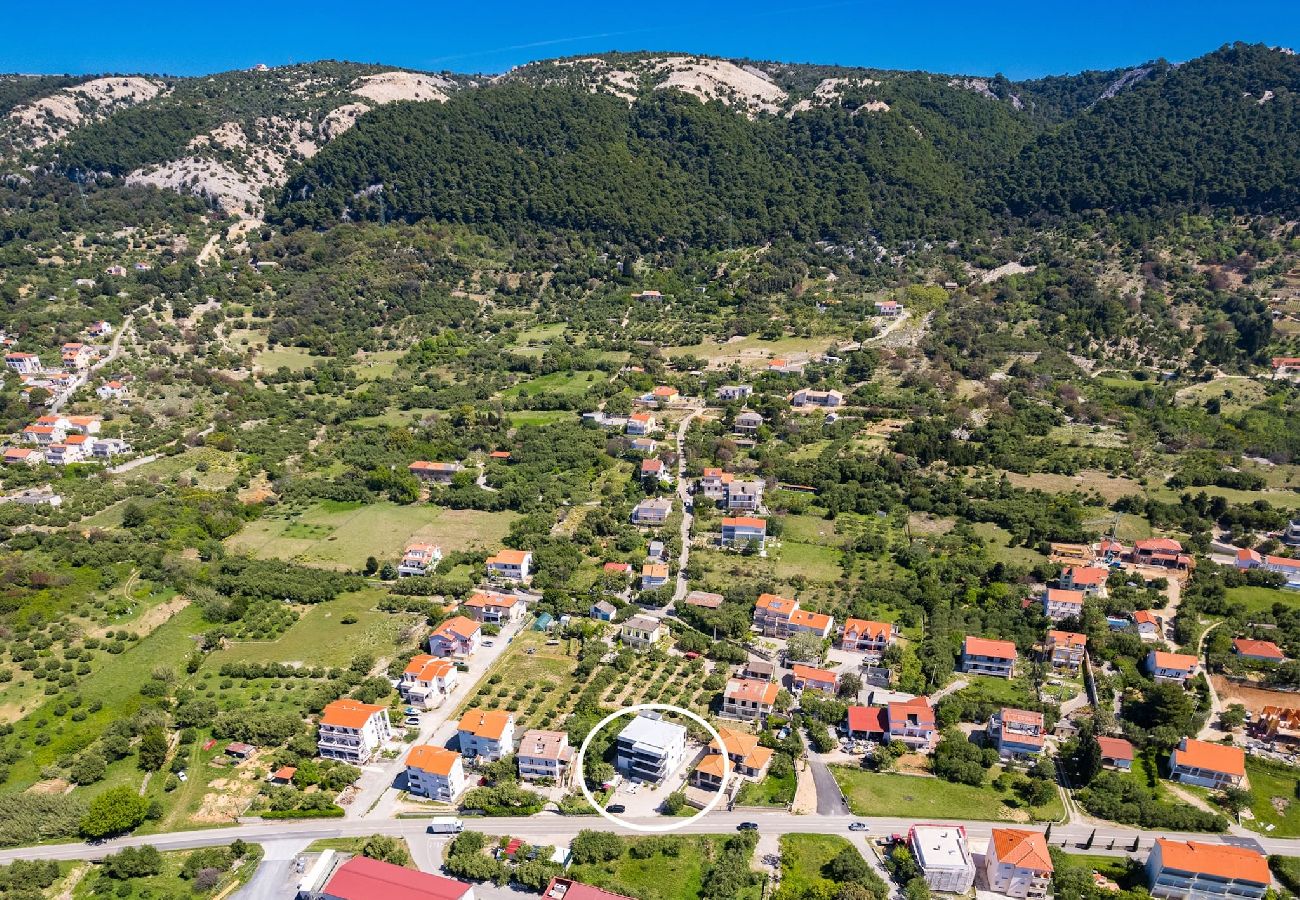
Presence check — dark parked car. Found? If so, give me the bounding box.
[737,822,759,831]
[607,804,627,814]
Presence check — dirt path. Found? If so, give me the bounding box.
[53,862,90,900]
[88,594,189,640]
[791,757,818,814]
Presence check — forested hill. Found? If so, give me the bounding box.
[274,43,1300,246]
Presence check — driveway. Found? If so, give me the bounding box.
[350,618,528,819]
[806,751,850,816]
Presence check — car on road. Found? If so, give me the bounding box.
[483,639,495,647]
[737,822,759,832]
[606,804,626,814]
[848,822,868,832]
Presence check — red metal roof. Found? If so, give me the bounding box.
[323,856,472,900]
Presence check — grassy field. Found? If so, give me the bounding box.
[663,334,837,368]
[952,674,1041,708]
[1174,376,1269,412]
[773,541,844,582]
[566,835,761,900]
[210,588,418,669]
[1004,470,1143,504]
[775,835,865,900]
[1048,424,1129,449]
[499,369,604,399]
[118,446,242,490]
[831,767,1064,823]
[4,604,208,790]
[227,500,517,570]
[1226,585,1300,615]
[970,523,1048,567]
[507,410,573,426]
[254,344,325,371]
[1243,757,1300,837]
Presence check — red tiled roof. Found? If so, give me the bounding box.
[847,706,888,733]
[1234,638,1284,660]
[406,744,461,776]
[722,516,766,529]
[543,878,636,900]
[1063,565,1107,585]
[1151,650,1198,670]
[324,855,472,900]
[320,698,387,729]
[1097,736,1134,761]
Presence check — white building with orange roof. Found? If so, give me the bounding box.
[457,708,516,761]
[1146,839,1269,900]
[791,664,839,695]
[60,342,95,370]
[640,562,669,591]
[429,616,481,658]
[398,654,458,707]
[87,321,113,337]
[787,608,833,639]
[1059,565,1109,597]
[720,516,766,549]
[721,676,778,722]
[626,412,656,436]
[22,424,62,445]
[888,696,938,750]
[753,593,798,635]
[4,352,41,374]
[962,636,1018,678]
[840,618,893,660]
[983,829,1053,899]
[1041,587,1084,622]
[988,708,1046,761]
[64,416,100,434]
[96,380,128,400]
[463,589,525,624]
[486,548,532,582]
[1146,649,1198,684]
[697,467,734,499]
[405,745,465,802]
[408,460,461,483]
[398,542,442,577]
[1044,630,1087,672]
[516,729,572,782]
[3,447,43,466]
[1132,609,1161,638]
[46,434,91,465]
[1168,738,1245,789]
[317,698,392,763]
[647,385,681,405]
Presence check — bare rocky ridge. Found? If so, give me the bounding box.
[7,77,166,149]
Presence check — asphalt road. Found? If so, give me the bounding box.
[3,810,1291,866]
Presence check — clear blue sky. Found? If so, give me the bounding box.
[9,0,1300,79]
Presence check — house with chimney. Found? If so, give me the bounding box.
[463,590,526,624]
[457,708,516,761]
[397,542,442,577]
[1146,650,1198,684]
[408,460,461,483]
[1043,630,1087,672]
[726,480,764,512]
[1059,565,1108,597]
[982,829,1053,900]
[631,496,673,525]
[404,745,465,802]
[398,654,458,708]
[692,727,773,791]
[988,708,1047,761]
[1042,587,1084,622]
[517,729,572,782]
[721,676,778,722]
[791,664,838,695]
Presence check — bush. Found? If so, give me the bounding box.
[570,829,623,864]
[80,787,149,839]
[102,845,163,879]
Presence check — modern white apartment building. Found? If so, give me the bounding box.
[615,712,687,784]
[405,745,466,802]
[317,698,392,764]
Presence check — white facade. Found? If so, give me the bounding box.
[615,712,687,784]
[910,826,976,894]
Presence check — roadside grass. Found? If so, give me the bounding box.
[226,501,517,570]
[1243,757,1300,837]
[70,843,262,900]
[211,587,418,669]
[776,834,863,900]
[831,766,1064,823]
[566,834,761,900]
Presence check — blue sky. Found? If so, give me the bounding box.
[9,1,1300,79]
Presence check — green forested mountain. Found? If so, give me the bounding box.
[271,43,1300,246]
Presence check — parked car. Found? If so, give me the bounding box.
[737,822,759,832]
[607,804,626,814]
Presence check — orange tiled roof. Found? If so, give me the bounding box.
[792,664,837,684]
[722,516,766,529]
[433,616,480,641]
[458,708,513,741]
[788,609,832,631]
[1154,840,1268,884]
[756,593,796,614]
[1152,650,1198,670]
[320,698,387,729]
[724,677,778,706]
[964,636,1017,659]
[1172,739,1245,777]
[843,618,890,641]
[406,744,460,776]
[488,549,530,566]
[991,829,1053,873]
[1047,630,1087,649]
